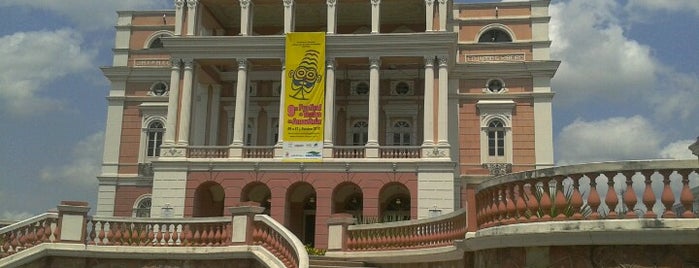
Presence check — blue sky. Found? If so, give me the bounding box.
[0,0,697,220]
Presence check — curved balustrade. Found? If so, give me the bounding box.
[346,209,466,251]
[253,215,308,268]
[188,146,229,158]
[475,160,699,230]
[85,217,231,246]
[379,146,421,158]
[243,146,275,158]
[0,213,58,258]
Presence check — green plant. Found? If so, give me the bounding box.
[305,244,326,256]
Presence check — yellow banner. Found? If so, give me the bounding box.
[283,32,326,160]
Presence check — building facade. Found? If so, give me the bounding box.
[97,0,558,248]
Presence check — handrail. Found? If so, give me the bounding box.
[345,209,467,251]
[253,214,309,268]
[0,213,59,258]
[85,216,231,246]
[474,160,699,230]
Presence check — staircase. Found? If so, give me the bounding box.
[309,256,377,268]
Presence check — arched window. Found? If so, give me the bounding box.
[487,120,505,157]
[351,120,368,146]
[149,36,164,48]
[478,29,512,43]
[133,196,151,218]
[391,120,412,146]
[146,121,164,157]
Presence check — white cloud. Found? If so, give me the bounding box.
[0,0,171,31]
[626,0,699,18]
[556,116,663,165]
[1,211,34,221]
[550,0,658,103]
[647,70,699,122]
[0,29,95,116]
[659,139,697,160]
[40,131,104,186]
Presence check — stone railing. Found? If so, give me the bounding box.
[85,217,231,246]
[327,209,467,252]
[333,146,365,158]
[187,146,229,158]
[253,215,308,268]
[379,146,421,158]
[0,213,59,258]
[474,160,699,230]
[243,146,275,158]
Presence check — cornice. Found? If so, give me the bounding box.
[452,60,560,78]
[115,25,175,31]
[117,10,175,16]
[101,66,171,81]
[458,40,552,49]
[455,16,550,25]
[453,0,550,9]
[456,92,555,102]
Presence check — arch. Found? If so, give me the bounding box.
[143,30,174,49]
[379,182,411,222]
[241,182,271,215]
[132,194,152,218]
[286,182,317,246]
[193,181,225,217]
[475,24,515,42]
[331,182,363,218]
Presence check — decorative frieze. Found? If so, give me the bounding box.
[482,163,512,176]
[134,59,170,67]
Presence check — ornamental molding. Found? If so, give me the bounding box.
[182,58,194,68]
[327,0,337,7]
[240,0,251,9]
[438,56,449,67]
[326,58,336,68]
[482,163,512,176]
[369,57,381,68]
[186,0,198,8]
[170,58,182,68]
[283,0,294,8]
[425,0,435,6]
[237,58,249,69]
[161,146,186,157]
[424,56,435,66]
[371,0,381,7]
[424,147,447,158]
[175,0,185,8]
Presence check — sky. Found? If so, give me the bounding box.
[0,0,697,220]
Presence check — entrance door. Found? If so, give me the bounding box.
[304,211,316,246]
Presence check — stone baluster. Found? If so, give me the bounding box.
[586,173,601,219]
[659,169,676,218]
[678,169,696,218]
[525,182,540,222]
[569,174,584,220]
[539,178,553,221]
[553,176,568,220]
[504,185,516,225]
[603,172,619,218]
[622,171,638,218]
[515,182,528,222]
[640,170,657,218]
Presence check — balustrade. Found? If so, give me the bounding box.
[333,146,365,158]
[243,146,274,158]
[379,146,421,158]
[84,217,231,246]
[475,160,699,230]
[187,146,229,158]
[345,209,466,251]
[0,213,58,258]
[253,215,306,268]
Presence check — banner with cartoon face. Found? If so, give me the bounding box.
[283,32,325,161]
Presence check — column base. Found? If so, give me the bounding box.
[229,146,243,159]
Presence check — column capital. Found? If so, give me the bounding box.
[326,58,336,68]
[175,0,185,8]
[240,0,252,9]
[182,58,195,68]
[327,0,337,7]
[369,57,381,69]
[237,58,248,70]
[170,58,182,68]
[424,56,435,67]
[283,0,294,8]
[437,55,448,67]
[371,0,381,6]
[186,0,199,8]
[437,0,447,4]
[425,0,434,5]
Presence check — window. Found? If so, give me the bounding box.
[149,36,164,48]
[391,81,414,96]
[478,29,512,43]
[487,120,505,156]
[133,196,151,218]
[351,81,370,95]
[146,121,164,157]
[485,79,506,93]
[391,120,412,146]
[149,81,169,96]
[351,120,368,146]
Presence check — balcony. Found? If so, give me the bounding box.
[183,145,424,159]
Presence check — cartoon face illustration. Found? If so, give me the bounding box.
[288,50,322,100]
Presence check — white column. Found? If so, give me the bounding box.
[164,58,182,145]
[437,56,449,146]
[323,58,336,157]
[370,0,381,34]
[276,60,286,148]
[425,0,434,32]
[231,59,249,147]
[283,0,295,34]
[174,0,185,36]
[177,58,195,145]
[327,0,337,34]
[366,57,380,150]
[438,0,447,31]
[208,84,221,145]
[186,0,199,36]
[240,0,253,36]
[533,77,554,168]
[422,56,435,147]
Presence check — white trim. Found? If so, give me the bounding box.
[132,194,152,217]
[477,100,515,164]
[143,30,174,49]
[138,108,167,163]
[474,23,517,42]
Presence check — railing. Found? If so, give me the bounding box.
[379,146,421,158]
[243,146,275,158]
[0,213,59,258]
[345,209,467,251]
[475,160,699,230]
[333,146,365,158]
[188,146,229,158]
[253,215,308,268]
[85,217,231,246]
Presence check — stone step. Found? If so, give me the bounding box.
[309,256,376,268]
